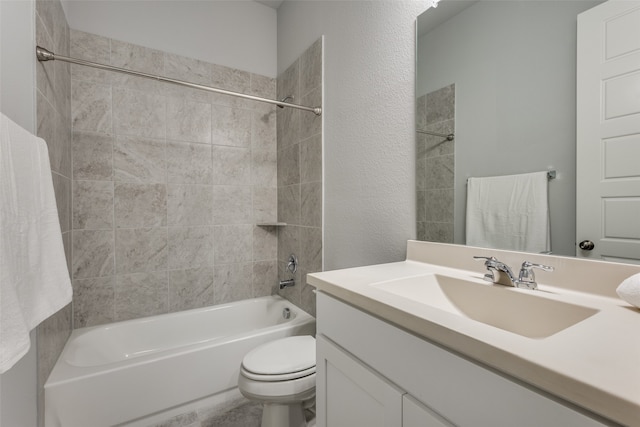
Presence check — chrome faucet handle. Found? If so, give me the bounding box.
[473,256,499,282]
[517,261,554,289]
[287,254,298,274]
[473,256,498,263]
[473,255,522,286]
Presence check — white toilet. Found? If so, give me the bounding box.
[238,335,316,427]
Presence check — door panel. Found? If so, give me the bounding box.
[603,135,640,178]
[316,335,404,427]
[604,5,640,59]
[403,395,454,427]
[576,0,640,261]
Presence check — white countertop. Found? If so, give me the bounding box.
[308,241,640,427]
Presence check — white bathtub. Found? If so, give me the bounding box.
[44,296,315,427]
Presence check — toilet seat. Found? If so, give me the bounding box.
[238,371,316,403]
[238,335,317,403]
[242,336,316,380]
[241,365,316,382]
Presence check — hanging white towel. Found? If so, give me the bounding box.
[466,171,550,253]
[0,112,72,374]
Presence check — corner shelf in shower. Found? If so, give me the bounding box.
[256,222,287,227]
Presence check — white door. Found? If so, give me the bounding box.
[576,0,640,262]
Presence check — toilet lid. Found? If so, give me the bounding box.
[242,336,316,376]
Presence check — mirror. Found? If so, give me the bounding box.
[416,0,603,257]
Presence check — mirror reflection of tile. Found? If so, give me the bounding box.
[417,84,455,243]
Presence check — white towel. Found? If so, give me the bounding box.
[0,112,72,374]
[466,171,550,253]
[617,273,640,308]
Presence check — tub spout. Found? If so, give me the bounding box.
[279,279,295,290]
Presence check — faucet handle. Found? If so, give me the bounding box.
[518,261,554,287]
[473,256,498,266]
[473,256,499,282]
[522,261,554,271]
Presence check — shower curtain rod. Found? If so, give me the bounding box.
[35,46,322,116]
[416,129,454,141]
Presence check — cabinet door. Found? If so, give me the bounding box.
[403,395,455,427]
[316,335,404,427]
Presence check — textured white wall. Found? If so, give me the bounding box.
[278,1,426,270]
[0,1,38,425]
[62,0,278,77]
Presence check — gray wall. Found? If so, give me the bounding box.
[417,1,598,256]
[278,1,424,270]
[1,0,73,425]
[276,38,323,316]
[35,0,74,424]
[0,2,38,425]
[0,0,35,131]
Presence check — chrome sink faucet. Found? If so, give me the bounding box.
[473,256,554,290]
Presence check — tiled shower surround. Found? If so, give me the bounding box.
[70,31,323,326]
[416,84,455,243]
[277,39,323,316]
[70,30,281,326]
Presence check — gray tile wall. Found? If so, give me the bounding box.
[416,84,455,243]
[70,30,278,327]
[276,39,323,316]
[34,1,73,425]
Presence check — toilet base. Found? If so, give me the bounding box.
[261,402,307,427]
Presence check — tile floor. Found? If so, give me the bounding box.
[146,397,262,427]
[146,396,316,427]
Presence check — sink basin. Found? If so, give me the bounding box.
[371,274,599,338]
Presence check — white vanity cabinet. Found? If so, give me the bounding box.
[402,395,454,427]
[317,334,453,427]
[317,335,403,427]
[316,292,613,427]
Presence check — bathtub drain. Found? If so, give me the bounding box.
[282,307,291,319]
